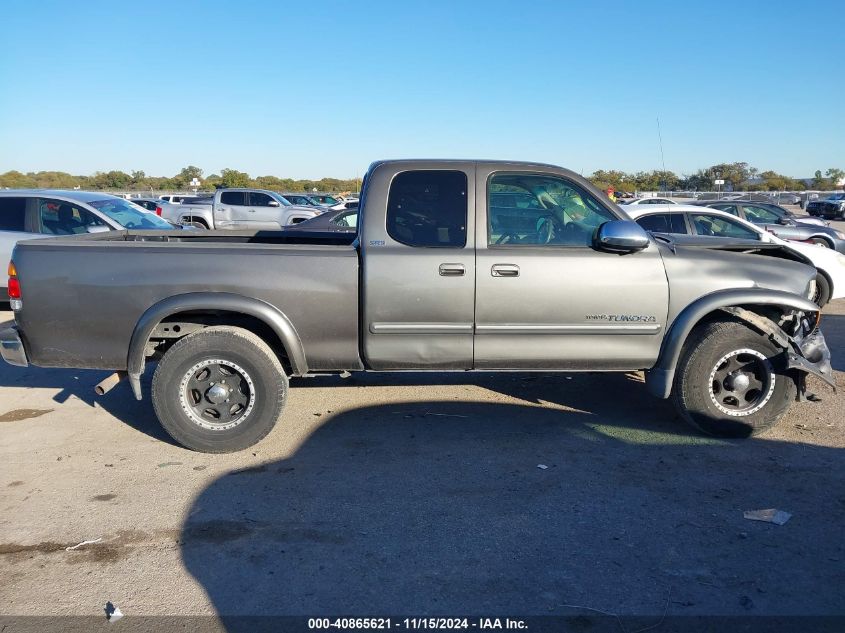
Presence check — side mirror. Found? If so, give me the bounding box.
[778,217,794,226]
[594,220,651,253]
[267,200,281,207]
[86,225,111,234]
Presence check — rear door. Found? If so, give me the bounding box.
[215,191,249,228]
[361,165,475,370]
[474,167,669,370]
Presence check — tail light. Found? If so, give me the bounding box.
[155,206,163,216]
[8,261,22,310]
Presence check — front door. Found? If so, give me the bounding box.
[474,167,669,370]
[362,166,476,370]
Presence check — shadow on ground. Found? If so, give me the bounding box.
[179,399,845,619]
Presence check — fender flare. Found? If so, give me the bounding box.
[645,288,819,399]
[126,292,307,400]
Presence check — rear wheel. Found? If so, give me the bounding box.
[183,216,209,229]
[809,237,833,248]
[152,326,287,452]
[672,320,795,438]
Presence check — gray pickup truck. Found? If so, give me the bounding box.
[0,160,835,452]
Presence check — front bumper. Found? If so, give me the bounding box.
[0,325,29,368]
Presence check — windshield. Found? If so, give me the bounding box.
[827,194,845,200]
[88,199,174,229]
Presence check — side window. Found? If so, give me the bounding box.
[248,192,274,206]
[38,199,108,235]
[220,191,245,205]
[742,204,779,224]
[332,210,358,228]
[0,197,28,231]
[636,213,686,234]
[488,172,615,246]
[386,170,467,247]
[710,204,738,216]
[690,214,758,240]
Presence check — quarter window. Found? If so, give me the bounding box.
[488,173,615,246]
[386,170,467,247]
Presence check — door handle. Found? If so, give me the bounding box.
[491,264,520,277]
[439,263,465,276]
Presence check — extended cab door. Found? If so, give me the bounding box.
[473,166,669,370]
[361,164,475,369]
[214,191,249,228]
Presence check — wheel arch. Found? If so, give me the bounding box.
[645,288,819,399]
[127,293,307,400]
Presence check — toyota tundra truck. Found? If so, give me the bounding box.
[0,160,835,452]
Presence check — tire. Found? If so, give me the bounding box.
[152,326,287,452]
[809,237,833,248]
[813,273,831,308]
[184,217,209,229]
[672,320,796,438]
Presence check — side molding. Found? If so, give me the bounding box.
[126,292,307,400]
[645,288,819,399]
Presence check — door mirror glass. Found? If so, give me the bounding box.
[267,200,280,207]
[594,220,650,253]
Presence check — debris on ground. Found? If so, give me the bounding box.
[65,538,102,551]
[537,464,548,470]
[105,601,123,622]
[743,509,792,525]
[157,461,182,468]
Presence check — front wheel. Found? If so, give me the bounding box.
[672,320,796,438]
[152,326,288,452]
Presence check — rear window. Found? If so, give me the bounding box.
[220,191,246,205]
[386,170,467,247]
[0,197,27,231]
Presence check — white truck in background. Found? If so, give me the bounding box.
[161,188,323,229]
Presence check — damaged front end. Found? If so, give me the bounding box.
[720,306,836,398]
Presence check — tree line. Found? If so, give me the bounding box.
[0,163,842,193]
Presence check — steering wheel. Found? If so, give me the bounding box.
[495,232,522,245]
[537,218,555,244]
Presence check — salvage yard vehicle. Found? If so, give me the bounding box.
[628,205,845,307]
[0,190,181,295]
[159,188,322,229]
[0,160,835,452]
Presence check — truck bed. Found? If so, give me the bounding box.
[12,230,362,371]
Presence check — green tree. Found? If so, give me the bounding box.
[825,168,844,187]
[219,168,251,188]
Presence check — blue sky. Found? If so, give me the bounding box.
[0,0,842,179]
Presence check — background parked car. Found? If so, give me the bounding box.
[627,205,845,307]
[0,190,179,294]
[689,200,845,252]
[157,188,322,229]
[730,200,829,227]
[617,196,677,206]
[806,193,845,219]
[280,193,328,208]
[309,194,342,206]
[284,208,358,232]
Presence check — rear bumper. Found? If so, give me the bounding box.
[0,325,29,367]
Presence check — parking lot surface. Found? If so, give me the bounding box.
[1,293,843,622]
